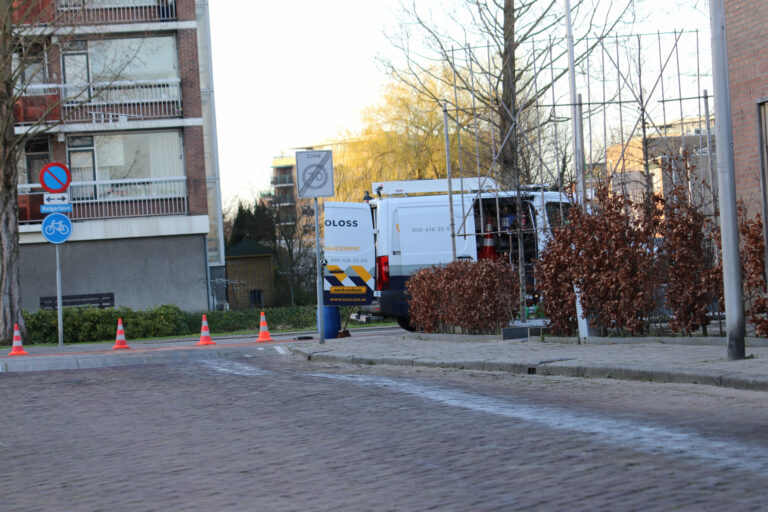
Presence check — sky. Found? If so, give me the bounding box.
[209,0,403,208]
[208,0,710,209]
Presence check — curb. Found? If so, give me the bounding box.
[528,334,768,347]
[287,347,768,392]
[0,346,266,373]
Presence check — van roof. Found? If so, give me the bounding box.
[369,189,571,205]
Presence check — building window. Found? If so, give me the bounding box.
[17,138,50,185]
[13,43,47,91]
[760,102,768,214]
[62,36,179,104]
[68,131,183,183]
[62,40,90,101]
[88,36,178,82]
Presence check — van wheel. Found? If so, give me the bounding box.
[396,316,417,332]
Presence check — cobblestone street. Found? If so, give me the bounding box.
[2,352,767,511]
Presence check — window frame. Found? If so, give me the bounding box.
[756,100,768,284]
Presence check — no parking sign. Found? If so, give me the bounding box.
[39,162,72,194]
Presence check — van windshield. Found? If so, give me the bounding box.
[546,202,571,233]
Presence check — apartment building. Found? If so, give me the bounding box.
[725,0,768,215]
[14,0,224,312]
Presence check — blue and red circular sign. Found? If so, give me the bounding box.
[39,162,72,194]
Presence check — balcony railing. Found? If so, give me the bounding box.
[18,176,187,224]
[57,0,176,24]
[271,175,294,186]
[15,79,182,125]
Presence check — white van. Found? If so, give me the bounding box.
[324,179,571,330]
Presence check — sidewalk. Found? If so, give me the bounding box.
[2,330,768,392]
[287,333,768,392]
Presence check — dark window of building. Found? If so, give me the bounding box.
[25,138,49,184]
[760,103,768,215]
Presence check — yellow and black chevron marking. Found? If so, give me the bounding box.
[324,264,374,290]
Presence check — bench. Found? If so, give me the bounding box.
[40,292,115,310]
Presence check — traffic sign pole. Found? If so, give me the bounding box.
[38,162,73,348]
[56,245,63,347]
[315,197,325,344]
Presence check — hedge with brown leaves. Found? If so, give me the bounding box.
[660,185,721,334]
[536,186,660,335]
[534,228,578,335]
[739,212,768,336]
[407,259,519,334]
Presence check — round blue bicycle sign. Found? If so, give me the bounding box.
[41,213,72,244]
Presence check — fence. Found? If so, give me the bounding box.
[18,79,182,125]
[436,29,720,332]
[18,176,188,223]
[56,0,176,24]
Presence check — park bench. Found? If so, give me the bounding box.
[39,292,115,310]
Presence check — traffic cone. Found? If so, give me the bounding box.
[196,314,216,346]
[112,318,130,350]
[478,219,499,260]
[8,324,28,356]
[257,311,274,342]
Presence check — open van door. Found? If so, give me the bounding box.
[323,202,375,306]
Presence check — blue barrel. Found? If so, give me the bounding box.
[317,306,341,339]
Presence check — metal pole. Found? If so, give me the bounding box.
[564,0,585,203]
[564,0,589,342]
[709,0,745,360]
[56,244,63,347]
[703,90,717,210]
[443,101,457,261]
[314,197,325,343]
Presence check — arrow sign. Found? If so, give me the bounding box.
[44,193,70,205]
[39,162,72,194]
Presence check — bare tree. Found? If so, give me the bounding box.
[0,1,153,344]
[271,201,317,307]
[383,0,635,183]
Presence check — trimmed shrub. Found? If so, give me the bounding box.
[407,259,519,334]
[21,304,318,345]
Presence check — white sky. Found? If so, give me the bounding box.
[209,0,710,208]
[209,0,402,207]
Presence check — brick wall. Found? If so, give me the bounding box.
[177,28,202,119]
[726,0,768,215]
[184,125,208,216]
[176,0,197,22]
[176,18,206,217]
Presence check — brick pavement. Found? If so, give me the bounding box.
[3,329,768,392]
[1,356,767,511]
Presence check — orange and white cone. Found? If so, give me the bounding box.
[112,318,130,350]
[257,311,274,342]
[478,219,499,260]
[196,314,216,346]
[8,324,28,356]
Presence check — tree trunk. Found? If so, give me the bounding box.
[499,0,517,186]
[0,0,26,345]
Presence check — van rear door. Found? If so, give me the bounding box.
[323,202,375,306]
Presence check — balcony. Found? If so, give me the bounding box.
[13,88,62,123]
[15,79,182,126]
[275,195,295,207]
[18,176,188,224]
[56,0,176,25]
[271,175,294,187]
[12,0,56,24]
